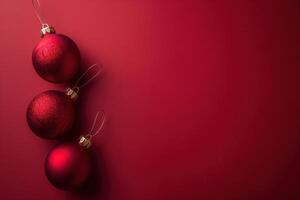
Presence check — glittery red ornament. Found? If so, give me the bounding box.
[26,90,76,139]
[45,142,92,190]
[32,33,80,83]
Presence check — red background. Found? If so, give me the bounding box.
[1,0,300,199]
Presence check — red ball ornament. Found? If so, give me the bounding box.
[44,111,106,190]
[26,63,101,139]
[32,33,80,83]
[45,141,92,190]
[26,90,76,139]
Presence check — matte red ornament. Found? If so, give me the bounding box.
[45,142,92,190]
[44,111,106,190]
[26,90,76,139]
[32,33,80,83]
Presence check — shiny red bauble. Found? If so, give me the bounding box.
[45,142,91,190]
[32,34,80,83]
[26,90,76,139]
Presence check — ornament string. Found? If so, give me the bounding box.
[71,63,103,93]
[32,0,48,28]
[88,110,106,138]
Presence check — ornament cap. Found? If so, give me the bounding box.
[78,135,92,149]
[65,88,79,101]
[40,24,56,37]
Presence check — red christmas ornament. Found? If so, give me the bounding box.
[31,0,80,83]
[32,33,80,83]
[45,111,106,190]
[45,142,91,190]
[26,90,76,139]
[26,64,102,139]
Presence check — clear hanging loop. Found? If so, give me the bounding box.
[32,0,55,36]
[88,110,106,138]
[66,64,103,100]
[32,0,47,26]
[72,63,103,91]
[78,110,106,148]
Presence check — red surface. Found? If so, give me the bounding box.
[1,0,300,199]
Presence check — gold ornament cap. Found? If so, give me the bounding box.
[78,135,92,149]
[65,88,79,101]
[40,24,55,37]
